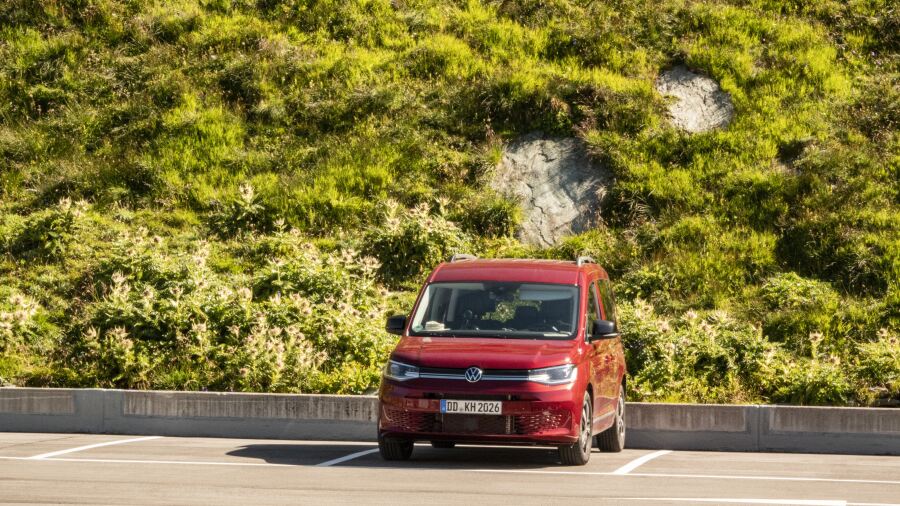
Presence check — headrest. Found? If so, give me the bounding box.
[457,291,496,316]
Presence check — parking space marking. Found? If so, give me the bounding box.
[2,455,292,467]
[27,436,162,460]
[2,440,899,493]
[471,469,900,486]
[315,448,379,467]
[619,497,847,506]
[625,472,900,486]
[611,450,672,474]
[616,500,899,506]
[618,499,846,505]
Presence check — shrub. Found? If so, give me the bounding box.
[621,299,774,403]
[450,193,521,239]
[777,214,899,296]
[8,199,87,262]
[366,202,471,288]
[852,328,900,405]
[66,227,393,393]
[208,184,274,237]
[551,227,640,277]
[0,289,59,387]
[0,291,49,354]
[766,357,854,406]
[754,272,840,353]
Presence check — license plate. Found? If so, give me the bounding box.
[440,399,502,415]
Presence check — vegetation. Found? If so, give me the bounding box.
[1,0,897,404]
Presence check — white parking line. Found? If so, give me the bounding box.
[470,469,900,486]
[27,436,162,460]
[618,498,846,505]
[625,471,900,487]
[4,455,292,467]
[611,450,672,475]
[315,448,379,467]
[4,452,900,489]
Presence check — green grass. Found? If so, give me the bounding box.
[0,0,897,403]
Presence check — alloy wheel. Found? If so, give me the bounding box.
[580,401,592,454]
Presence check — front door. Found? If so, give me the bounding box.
[586,281,615,429]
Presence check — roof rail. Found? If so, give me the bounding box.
[450,254,478,263]
[576,255,595,266]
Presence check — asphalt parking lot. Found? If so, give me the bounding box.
[1,432,898,505]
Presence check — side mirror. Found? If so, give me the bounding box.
[386,315,408,336]
[589,320,619,341]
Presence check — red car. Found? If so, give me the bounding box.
[378,255,627,465]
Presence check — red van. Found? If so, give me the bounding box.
[377,255,626,465]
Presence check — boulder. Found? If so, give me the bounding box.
[656,65,734,133]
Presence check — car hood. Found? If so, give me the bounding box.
[392,336,580,370]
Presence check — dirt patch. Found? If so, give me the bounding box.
[656,65,734,133]
[491,133,610,247]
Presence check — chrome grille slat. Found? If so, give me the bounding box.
[418,367,531,382]
[419,372,529,381]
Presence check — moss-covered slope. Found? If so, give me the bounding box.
[0,0,897,404]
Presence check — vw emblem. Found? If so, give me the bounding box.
[464,367,483,383]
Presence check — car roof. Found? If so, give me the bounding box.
[428,258,607,285]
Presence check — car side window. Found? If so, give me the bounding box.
[585,281,600,339]
[598,279,617,324]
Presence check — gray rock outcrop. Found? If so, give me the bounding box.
[491,133,610,247]
[656,65,734,133]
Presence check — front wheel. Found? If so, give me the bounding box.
[596,386,626,452]
[558,392,592,466]
[378,435,413,461]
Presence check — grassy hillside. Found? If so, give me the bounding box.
[1,0,897,404]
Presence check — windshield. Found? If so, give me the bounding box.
[409,282,579,339]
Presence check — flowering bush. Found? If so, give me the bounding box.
[754,273,840,355]
[62,227,392,393]
[0,291,58,386]
[9,198,87,262]
[852,329,900,405]
[0,292,45,353]
[208,184,274,238]
[366,201,471,288]
[622,299,776,403]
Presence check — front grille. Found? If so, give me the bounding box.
[423,393,517,401]
[384,406,570,436]
[418,366,530,382]
[514,411,571,435]
[384,407,514,435]
[419,366,529,376]
[383,407,437,433]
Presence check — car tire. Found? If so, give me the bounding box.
[596,386,626,452]
[430,441,456,449]
[558,392,592,466]
[378,435,414,461]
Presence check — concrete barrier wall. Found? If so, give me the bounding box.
[1,388,898,455]
[757,405,900,455]
[626,403,760,452]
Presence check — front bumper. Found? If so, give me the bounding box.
[378,380,580,445]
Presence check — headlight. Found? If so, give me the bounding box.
[528,364,576,385]
[384,360,419,381]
